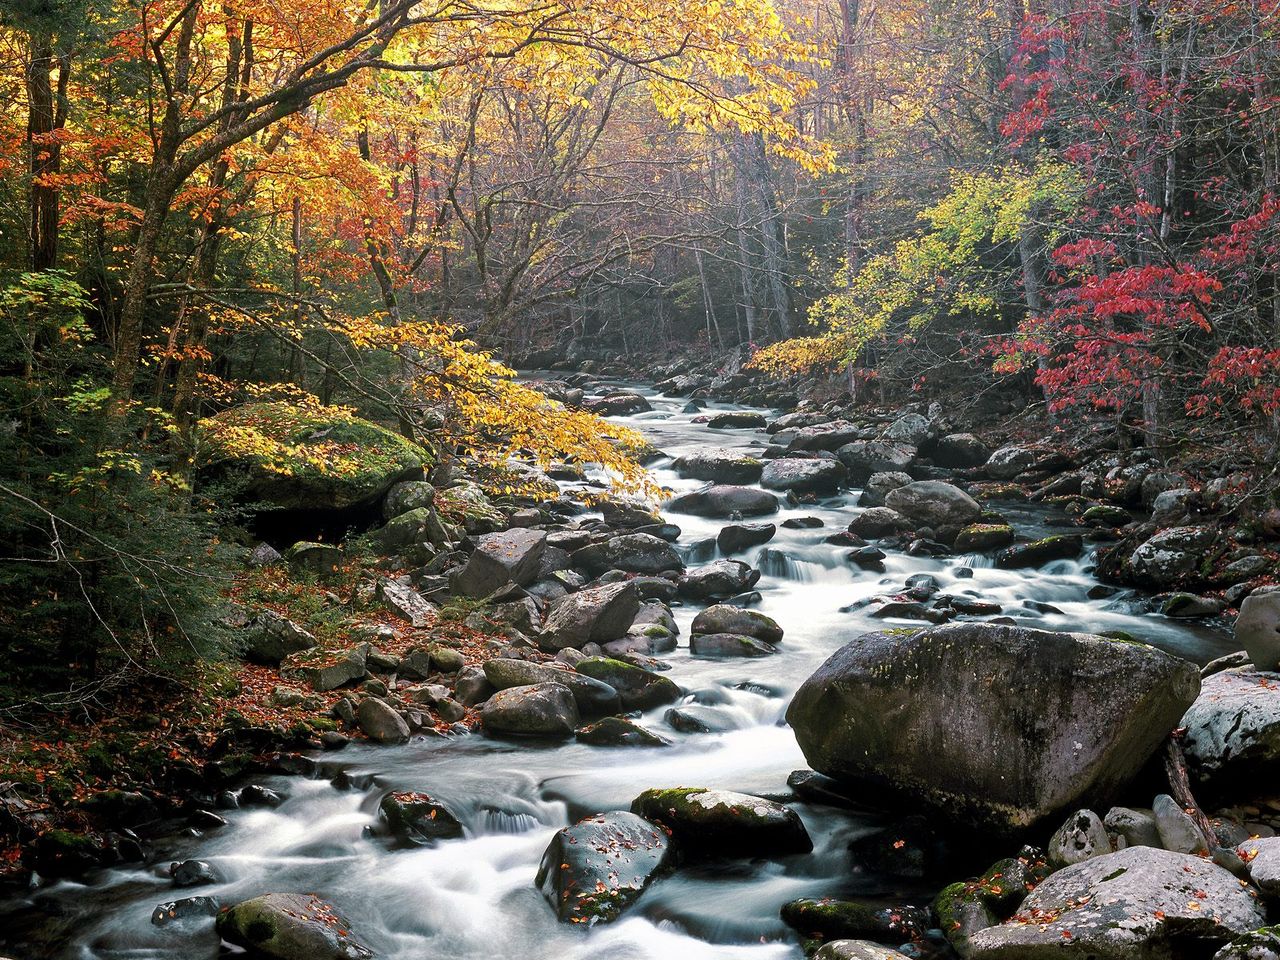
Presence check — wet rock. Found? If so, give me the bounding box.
[934,434,991,469]
[666,485,779,518]
[571,533,684,576]
[967,847,1266,959]
[239,610,317,665]
[848,814,947,878]
[1048,809,1112,867]
[678,559,760,599]
[482,658,620,716]
[691,604,782,642]
[859,471,913,507]
[707,411,767,429]
[848,508,908,538]
[717,522,777,553]
[780,898,929,945]
[479,682,580,738]
[1125,524,1217,588]
[1163,592,1225,618]
[215,892,372,960]
[673,449,764,484]
[1182,670,1280,795]
[761,457,848,494]
[240,784,284,807]
[1237,589,1280,670]
[586,392,651,416]
[453,528,546,598]
[996,534,1082,568]
[575,658,681,711]
[665,705,739,734]
[576,716,670,747]
[631,787,811,858]
[356,697,410,743]
[933,883,999,958]
[787,623,1201,833]
[954,524,1015,552]
[836,441,917,484]
[536,811,674,923]
[541,581,641,650]
[885,481,981,528]
[599,498,662,529]
[170,859,219,887]
[689,633,778,658]
[379,790,464,844]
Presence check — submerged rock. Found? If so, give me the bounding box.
[630,787,811,858]
[787,623,1201,833]
[536,811,674,923]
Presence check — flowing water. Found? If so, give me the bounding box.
[5,383,1237,959]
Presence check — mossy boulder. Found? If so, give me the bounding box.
[630,787,812,859]
[574,658,681,711]
[435,480,505,533]
[780,898,929,945]
[995,534,1083,569]
[954,523,1015,553]
[201,402,428,511]
[215,892,371,959]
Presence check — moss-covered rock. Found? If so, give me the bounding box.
[630,787,811,859]
[574,657,680,710]
[780,897,929,944]
[954,523,1015,552]
[215,892,371,959]
[201,402,429,511]
[995,534,1083,569]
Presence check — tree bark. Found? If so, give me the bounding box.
[25,34,68,272]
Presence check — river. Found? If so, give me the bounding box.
[4,381,1236,959]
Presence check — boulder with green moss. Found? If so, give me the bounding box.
[215,892,371,960]
[201,402,429,512]
[630,787,811,858]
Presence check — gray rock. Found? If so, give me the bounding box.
[787,623,1201,832]
[482,658,620,716]
[836,440,917,484]
[1104,806,1161,849]
[689,633,778,658]
[479,682,579,738]
[1182,670,1280,793]
[378,791,463,844]
[883,412,931,445]
[630,787,811,858]
[300,644,368,692]
[859,471,913,507]
[541,581,641,650]
[240,610,316,665]
[632,601,679,635]
[967,847,1266,959]
[575,657,681,711]
[815,941,913,960]
[1126,525,1217,588]
[1153,792,1209,854]
[536,812,674,923]
[575,716,670,747]
[586,392,650,416]
[378,578,436,627]
[678,559,760,599]
[383,480,436,519]
[1049,809,1112,867]
[571,533,684,576]
[934,433,991,468]
[787,420,865,451]
[665,485,779,518]
[760,457,847,494]
[1163,592,1225,618]
[848,507,909,538]
[453,528,546,598]
[215,892,372,960]
[356,697,410,743]
[665,705,740,733]
[248,542,283,567]
[690,604,782,642]
[1151,487,1197,524]
[673,449,765,485]
[1237,589,1280,671]
[717,521,777,554]
[885,480,981,528]
[1239,837,1280,896]
[454,666,494,706]
[985,445,1041,480]
[1214,928,1280,960]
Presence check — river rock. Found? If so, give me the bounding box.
[848,507,909,538]
[884,481,981,528]
[170,859,219,887]
[967,847,1267,959]
[689,633,778,658]
[996,534,1083,568]
[859,471,913,507]
[575,716,669,747]
[954,524,1015,552]
[356,697,409,743]
[152,896,219,926]
[666,485,779,518]
[781,898,929,945]
[536,811,674,923]
[483,658,620,716]
[665,704,740,733]
[787,623,1201,832]
[571,533,684,576]
[678,559,760,599]
[836,440,917,484]
[479,682,580,737]
[1181,670,1280,794]
[631,787,811,858]
[717,522,777,553]
[586,392,651,416]
[673,449,765,484]
[575,658,681,710]
[934,434,991,468]
[707,411,766,429]
[761,457,848,494]
[788,420,865,452]
[453,529,546,598]
[541,581,641,650]
[816,942,913,960]
[1048,809,1112,867]
[215,892,372,960]
[1125,525,1217,588]
[1237,589,1280,670]
[691,604,783,642]
[378,790,464,844]
[883,412,932,445]
[984,445,1040,480]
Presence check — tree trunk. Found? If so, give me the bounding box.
[25,35,67,272]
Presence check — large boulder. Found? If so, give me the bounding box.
[690,605,782,642]
[355,697,409,743]
[575,658,681,711]
[201,403,427,512]
[666,485,779,518]
[717,522,777,553]
[630,787,811,858]
[482,658,620,716]
[383,480,436,520]
[571,533,684,576]
[535,812,674,923]
[858,471,913,507]
[1124,525,1217,588]
[585,392,651,416]
[678,559,760,599]
[479,683,580,738]
[541,581,640,650]
[883,413,932,445]
[934,434,991,469]
[453,528,546,598]
[215,893,372,960]
[673,449,765,485]
[760,458,848,494]
[1236,588,1280,670]
[1181,670,1280,795]
[786,623,1201,833]
[836,440,917,484]
[967,847,1266,959]
[984,445,1041,480]
[884,481,981,528]
[239,610,316,665]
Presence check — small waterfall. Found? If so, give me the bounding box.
[756,548,813,582]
